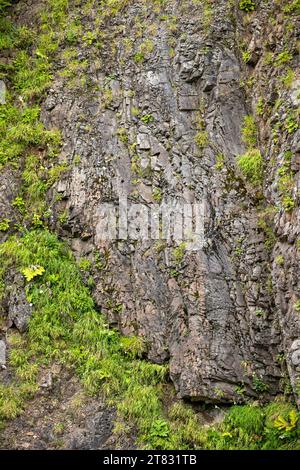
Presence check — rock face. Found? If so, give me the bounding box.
[1,1,300,405]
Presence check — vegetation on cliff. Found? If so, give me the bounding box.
[0,0,300,450]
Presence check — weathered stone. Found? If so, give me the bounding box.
[0,80,6,104]
[8,275,33,333]
[0,340,6,366]
[178,95,199,111]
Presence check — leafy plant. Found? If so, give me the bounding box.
[237,149,263,185]
[21,265,45,282]
[274,410,298,433]
[0,218,10,231]
[241,115,257,148]
[195,130,209,149]
[239,0,256,12]
[294,300,300,312]
[252,373,269,394]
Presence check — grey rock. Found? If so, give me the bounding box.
[0,340,6,365]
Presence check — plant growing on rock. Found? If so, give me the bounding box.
[237,149,263,186]
[194,130,209,149]
[239,0,256,12]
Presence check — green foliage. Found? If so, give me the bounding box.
[239,0,256,12]
[0,218,10,231]
[284,115,299,134]
[252,373,269,394]
[200,401,300,450]
[0,1,11,15]
[21,265,45,282]
[283,0,300,14]
[194,130,209,149]
[172,242,186,264]
[237,149,263,185]
[215,153,225,170]
[274,410,298,433]
[241,115,257,148]
[275,255,284,266]
[274,51,293,68]
[141,114,154,124]
[0,229,191,449]
[256,97,265,116]
[294,300,300,312]
[119,336,146,359]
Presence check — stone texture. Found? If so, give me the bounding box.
[0,340,6,366]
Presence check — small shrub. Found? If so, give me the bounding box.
[195,130,209,149]
[241,115,257,147]
[275,255,284,266]
[239,0,256,12]
[21,265,45,282]
[237,149,263,185]
[0,218,10,231]
[252,373,269,394]
[294,300,300,312]
[141,114,153,124]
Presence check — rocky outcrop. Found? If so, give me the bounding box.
[1,0,300,405]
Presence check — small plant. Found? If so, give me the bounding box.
[284,115,298,134]
[53,422,65,435]
[12,196,26,213]
[195,130,209,149]
[141,114,153,124]
[255,308,266,318]
[73,154,81,165]
[215,153,225,170]
[275,255,284,266]
[294,300,300,312]
[119,336,146,359]
[239,0,256,12]
[242,50,251,63]
[237,149,263,186]
[256,97,264,116]
[235,382,246,396]
[0,218,10,231]
[77,257,92,271]
[274,51,293,68]
[252,373,269,394]
[21,265,45,282]
[153,187,162,203]
[173,242,186,264]
[282,195,295,212]
[148,419,170,448]
[117,127,129,143]
[274,410,298,433]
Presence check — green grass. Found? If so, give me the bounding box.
[241,115,257,148]
[237,148,263,186]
